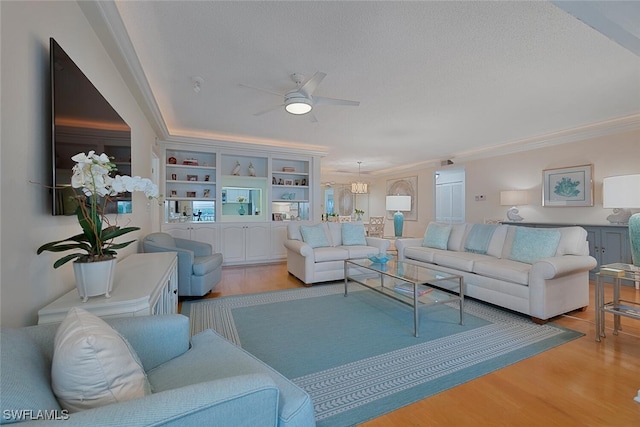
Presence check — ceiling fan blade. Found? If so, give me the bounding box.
[308,111,318,123]
[254,104,284,116]
[300,72,326,95]
[238,83,283,97]
[313,96,360,107]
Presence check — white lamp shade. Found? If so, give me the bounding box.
[386,195,411,211]
[500,190,528,206]
[351,182,368,194]
[603,174,640,208]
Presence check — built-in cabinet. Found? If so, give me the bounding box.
[161,142,320,265]
[220,223,271,264]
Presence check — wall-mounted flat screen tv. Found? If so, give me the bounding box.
[50,38,132,215]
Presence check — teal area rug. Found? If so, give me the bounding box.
[183,283,582,426]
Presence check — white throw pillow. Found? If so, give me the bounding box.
[52,307,149,412]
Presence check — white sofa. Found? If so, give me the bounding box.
[284,221,391,284]
[396,222,597,322]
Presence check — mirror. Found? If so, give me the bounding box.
[222,186,263,219]
[165,200,215,223]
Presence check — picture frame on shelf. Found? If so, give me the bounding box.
[543,164,593,207]
[170,173,177,180]
[272,213,283,221]
[284,179,293,186]
[168,156,177,164]
[186,191,196,198]
[170,190,177,197]
[187,175,198,181]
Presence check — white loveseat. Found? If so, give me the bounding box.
[284,221,390,284]
[396,222,597,322]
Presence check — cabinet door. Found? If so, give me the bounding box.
[190,224,219,252]
[162,224,193,240]
[221,225,246,264]
[601,228,631,265]
[245,224,271,262]
[270,223,288,260]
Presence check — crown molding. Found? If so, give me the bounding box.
[79,0,169,139]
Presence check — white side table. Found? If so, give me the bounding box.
[38,252,178,324]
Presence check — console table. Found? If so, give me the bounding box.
[595,263,640,342]
[38,252,178,324]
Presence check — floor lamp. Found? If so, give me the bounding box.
[386,195,411,237]
[603,174,640,267]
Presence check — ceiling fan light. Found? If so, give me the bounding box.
[285,97,312,115]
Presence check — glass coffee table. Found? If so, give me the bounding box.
[344,259,464,337]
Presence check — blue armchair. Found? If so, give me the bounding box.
[142,232,222,297]
[0,315,315,426]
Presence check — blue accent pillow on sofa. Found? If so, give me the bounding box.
[342,223,367,246]
[422,223,452,249]
[509,227,561,264]
[300,224,330,248]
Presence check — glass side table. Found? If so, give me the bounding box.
[595,263,640,342]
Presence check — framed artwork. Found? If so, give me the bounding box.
[386,176,418,220]
[543,164,593,207]
[187,175,198,181]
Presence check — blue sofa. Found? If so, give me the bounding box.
[0,315,315,426]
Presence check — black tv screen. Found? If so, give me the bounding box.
[50,38,132,215]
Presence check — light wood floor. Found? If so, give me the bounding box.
[182,263,640,426]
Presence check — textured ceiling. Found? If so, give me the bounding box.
[111,1,640,176]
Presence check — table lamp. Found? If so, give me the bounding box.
[500,190,528,222]
[603,174,640,266]
[386,195,411,237]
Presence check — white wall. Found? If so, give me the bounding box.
[0,1,158,327]
[358,129,640,238]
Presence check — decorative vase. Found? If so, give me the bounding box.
[238,205,246,215]
[393,211,404,237]
[73,258,117,302]
[629,213,640,267]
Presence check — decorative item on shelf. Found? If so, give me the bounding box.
[183,158,198,166]
[170,190,177,197]
[248,162,256,176]
[237,196,247,203]
[301,178,307,186]
[204,174,210,182]
[187,175,198,181]
[500,190,528,222]
[272,176,277,184]
[170,173,177,180]
[355,209,364,221]
[186,191,196,198]
[238,205,246,215]
[37,151,159,302]
[386,195,411,237]
[203,189,211,198]
[283,166,295,172]
[231,161,241,176]
[284,179,293,186]
[168,156,177,164]
[603,174,640,266]
[351,161,368,194]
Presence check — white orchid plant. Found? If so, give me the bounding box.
[38,151,159,268]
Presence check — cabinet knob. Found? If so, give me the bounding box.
[601,247,605,253]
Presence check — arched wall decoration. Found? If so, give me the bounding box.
[386,176,418,221]
[337,186,353,216]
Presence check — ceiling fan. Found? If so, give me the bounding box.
[240,72,360,122]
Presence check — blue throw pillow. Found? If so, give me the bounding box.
[509,227,561,264]
[422,223,452,250]
[342,223,367,246]
[300,224,330,248]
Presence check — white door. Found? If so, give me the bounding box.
[435,169,465,223]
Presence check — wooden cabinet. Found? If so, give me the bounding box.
[220,223,271,264]
[38,253,178,324]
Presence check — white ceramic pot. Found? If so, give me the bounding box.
[73,258,117,302]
